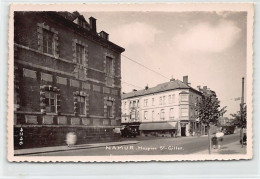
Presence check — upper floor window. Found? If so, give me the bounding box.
[43,29,54,55]
[152,98,155,106]
[169,108,174,119]
[45,91,57,113]
[152,111,155,120]
[172,94,176,103]
[133,101,136,107]
[159,97,162,105]
[107,100,113,118]
[144,111,148,120]
[76,44,85,64]
[160,109,165,120]
[106,57,113,76]
[168,95,172,104]
[144,99,148,107]
[163,96,166,104]
[180,94,188,102]
[180,108,188,117]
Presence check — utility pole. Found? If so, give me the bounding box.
[241,77,245,147]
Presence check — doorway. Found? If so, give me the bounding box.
[181,127,186,136]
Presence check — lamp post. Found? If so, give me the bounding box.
[240,77,245,148]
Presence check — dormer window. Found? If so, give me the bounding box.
[73,15,88,29]
[99,31,109,40]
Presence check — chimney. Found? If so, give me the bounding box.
[145,85,149,90]
[89,17,96,32]
[183,76,188,85]
[203,86,207,90]
[99,31,109,40]
[133,89,137,92]
[170,76,175,82]
[197,85,201,90]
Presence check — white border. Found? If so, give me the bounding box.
[8,3,254,162]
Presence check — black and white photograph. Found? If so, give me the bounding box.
[8,3,253,162]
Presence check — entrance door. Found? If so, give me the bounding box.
[181,127,186,136]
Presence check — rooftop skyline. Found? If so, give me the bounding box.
[83,11,247,117]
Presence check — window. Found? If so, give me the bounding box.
[106,57,113,76]
[130,111,136,119]
[43,29,54,55]
[124,102,126,109]
[180,108,188,117]
[76,44,85,64]
[159,97,162,105]
[144,111,148,120]
[137,100,139,107]
[172,94,175,103]
[45,91,57,113]
[144,99,148,107]
[160,109,165,120]
[180,94,188,102]
[169,108,174,119]
[168,95,172,104]
[152,111,155,120]
[77,96,86,115]
[152,98,155,106]
[163,96,166,104]
[133,101,136,107]
[195,97,199,106]
[107,100,113,117]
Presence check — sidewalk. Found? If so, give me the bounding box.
[195,141,247,155]
[14,140,139,156]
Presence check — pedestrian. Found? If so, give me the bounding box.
[212,134,218,149]
[66,132,77,147]
[215,129,224,150]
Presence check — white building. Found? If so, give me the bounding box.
[121,76,203,137]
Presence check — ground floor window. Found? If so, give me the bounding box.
[77,96,86,115]
[45,91,57,113]
[107,100,113,117]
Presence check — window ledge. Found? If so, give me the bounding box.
[46,113,58,116]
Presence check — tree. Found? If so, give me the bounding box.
[230,104,247,128]
[230,103,247,147]
[196,90,227,154]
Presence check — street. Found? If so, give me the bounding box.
[32,133,243,156]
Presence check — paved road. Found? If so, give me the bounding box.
[33,133,241,156]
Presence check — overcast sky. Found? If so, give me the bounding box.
[83,11,247,117]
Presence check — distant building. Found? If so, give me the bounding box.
[121,76,204,137]
[218,117,233,126]
[14,11,125,149]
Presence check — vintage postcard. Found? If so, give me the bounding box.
[8,3,254,162]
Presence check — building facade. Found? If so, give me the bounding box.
[14,11,125,149]
[122,76,203,137]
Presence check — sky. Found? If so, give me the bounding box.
[83,11,247,117]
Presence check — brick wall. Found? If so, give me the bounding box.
[14,11,124,148]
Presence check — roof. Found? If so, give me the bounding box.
[122,79,201,99]
[49,11,125,53]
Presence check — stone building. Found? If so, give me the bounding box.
[121,76,204,137]
[14,11,125,149]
